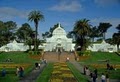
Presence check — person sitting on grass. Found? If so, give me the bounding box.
[19,66,24,77]
[1,66,6,77]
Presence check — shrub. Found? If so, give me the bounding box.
[77,50,91,56]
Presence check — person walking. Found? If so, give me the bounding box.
[101,73,106,82]
[16,66,19,76]
[19,66,24,77]
[92,73,97,82]
[38,63,41,69]
[94,68,98,78]
[106,73,109,82]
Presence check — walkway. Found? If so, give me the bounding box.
[19,63,46,82]
[71,61,120,82]
[43,52,75,62]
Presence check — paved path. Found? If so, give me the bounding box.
[43,52,75,62]
[71,61,120,82]
[19,63,46,82]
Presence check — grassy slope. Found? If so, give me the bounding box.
[67,62,88,82]
[81,52,120,64]
[36,63,53,82]
[80,52,120,79]
[0,52,37,82]
[0,52,37,63]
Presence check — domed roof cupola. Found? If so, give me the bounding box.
[52,22,66,36]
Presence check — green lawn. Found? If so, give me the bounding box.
[67,62,88,82]
[0,51,38,82]
[0,51,37,63]
[79,52,120,79]
[80,52,120,64]
[36,63,53,82]
[1,51,120,81]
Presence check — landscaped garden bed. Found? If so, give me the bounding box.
[49,62,77,82]
[79,52,120,79]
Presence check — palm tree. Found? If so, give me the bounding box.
[73,19,91,51]
[89,26,99,42]
[112,24,120,51]
[28,10,44,54]
[116,24,120,33]
[112,33,120,51]
[98,23,112,40]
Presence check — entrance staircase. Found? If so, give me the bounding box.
[43,52,76,62]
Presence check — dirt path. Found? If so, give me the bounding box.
[19,63,46,82]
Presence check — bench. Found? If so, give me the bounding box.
[97,60,109,62]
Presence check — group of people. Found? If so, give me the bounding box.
[16,66,24,77]
[35,58,47,69]
[107,63,114,70]
[83,66,109,82]
[1,66,24,77]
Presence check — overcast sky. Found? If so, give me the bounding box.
[0,0,120,38]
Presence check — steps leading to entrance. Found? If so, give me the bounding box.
[43,52,76,62]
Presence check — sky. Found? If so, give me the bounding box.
[0,0,120,39]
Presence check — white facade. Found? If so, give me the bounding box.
[44,23,75,51]
[87,40,118,52]
[0,40,29,52]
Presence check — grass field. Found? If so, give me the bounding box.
[80,52,120,64]
[0,51,38,82]
[79,52,120,79]
[67,62,88,82]
[36,63,53,82]
[0,51,120,81]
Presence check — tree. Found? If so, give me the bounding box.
[28,10,44,53]
[116,24,120,33]
[112,24,120,51]
[0,21,6,46]
[73,19,91,51]
[16,23,34,42]
[98,23,112,40]
[89,26,99,42]
[112,33,120,51]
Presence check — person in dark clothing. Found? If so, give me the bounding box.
[92,73,97,82]
[107,63,110,70]
[106,73,109,82]
[94,68,98,78]
[83,65,86,75]
[19,66,24,77]
[35,62,38,69]
[1,66,6,77]
[58,48,61,55]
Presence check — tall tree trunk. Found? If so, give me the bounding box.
[35,23,38,54]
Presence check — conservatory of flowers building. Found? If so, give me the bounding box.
[44,23,75,51]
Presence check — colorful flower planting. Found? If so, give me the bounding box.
[49,62,77,82]
[0,63,31,69]
[90,64,120,69]
[29,55,42,60]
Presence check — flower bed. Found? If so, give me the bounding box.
[0,63,31,69]
[29,55,42,60]
[90,64,120,69]
[49,62,77,82]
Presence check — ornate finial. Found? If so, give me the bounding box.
[58,22,60,28]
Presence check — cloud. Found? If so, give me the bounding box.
[49,1,82,12]
[94,0,120,6]
[0,7,28,19]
